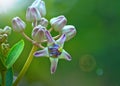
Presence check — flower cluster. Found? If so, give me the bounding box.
[0,26,11,57]
[12,0,76,74]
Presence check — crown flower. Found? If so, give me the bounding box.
[34,31,71,74]
[32,25,46,42]
[12,17,26,32]
[3,26,12,35]
[31,0,46,17]
[50,15,67,32]
[62,25,76,41]
[39,17,48,27]
[9,0,77,85]
[26,6,41,22]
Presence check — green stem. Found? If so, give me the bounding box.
[13,45,38,86]
[1,71,6,86]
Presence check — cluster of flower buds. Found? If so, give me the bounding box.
[50,15,76,41]
[11,0,76,74]
[0,26,11,57]
[0,26,11,35]
[26,0,46,22]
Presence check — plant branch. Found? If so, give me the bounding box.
[13,45,38,86]
[42,34,61,43]
[21,32,33,43]
[21,32,44,49]
[48,27,53,32]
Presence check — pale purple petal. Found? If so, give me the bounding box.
[34,48,49,57]
[56,34,66,47]
[50,58,58,74]
[59,50,72,61]
[45,30,55,45]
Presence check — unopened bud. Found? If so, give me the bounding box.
[32,25,46,42]
[32,0,46,17]
[12,17,26,32]
[62,25,76,41]
[26,6,41,22]
[50,15,67,32]
[0,29,4,35]
[0,34,8,44]
[1,43,10,56]
[39,17,48,27]
[3,26,12,35]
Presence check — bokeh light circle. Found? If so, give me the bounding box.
[79,55,96,72]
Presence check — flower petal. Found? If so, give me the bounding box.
[50,58,58,74]
[45,30,55,45]
[59,50,72,61]
[56,34,66,47]
[34,48,49,57]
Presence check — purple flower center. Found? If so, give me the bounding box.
[48,44,62,58]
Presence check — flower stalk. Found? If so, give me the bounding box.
[21,32,33,43]
[13,45,38,86]
[1,71,6,86]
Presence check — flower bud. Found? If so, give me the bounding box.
[50,15,67,32]
[0,29,4,35]
[62,25,76,41]
[12,17,26,32]
[1,43,10,56]
[31,0,46,17]
[39,17,48,27]
[32,25,46,42]
[26,6,41,22]
[3,26,12,35]
[0,34,8,44]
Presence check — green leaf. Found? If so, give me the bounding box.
[6,68,13,86]
[5,40,24,69]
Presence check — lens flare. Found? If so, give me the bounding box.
[79,55,96,72]
[96,67,104,76]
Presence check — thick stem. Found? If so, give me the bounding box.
[13,45,38,86]
[1,71,6,86]
[32,41,45,49]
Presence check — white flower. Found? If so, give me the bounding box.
[12,17,26,32]
[3,26,12,35]
[32,25,46,42]
[62,25,76,41]
[26,6,41,22]
[50,15,67,32]
[39,17,48,27]
[34,31,71,74]
[31,0,46,17]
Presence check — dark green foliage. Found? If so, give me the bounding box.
[6,68,13,86]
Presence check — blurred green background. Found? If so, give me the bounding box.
[0,0,120,86]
